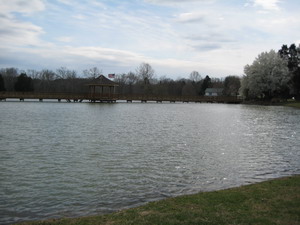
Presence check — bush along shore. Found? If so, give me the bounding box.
[20,175,300,225]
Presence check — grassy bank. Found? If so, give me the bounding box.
[243,100,300,109]
[20,175,300,225]
[284,101,300,109]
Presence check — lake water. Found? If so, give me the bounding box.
[0,101,300,224]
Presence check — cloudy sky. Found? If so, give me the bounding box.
[0,0,299,79]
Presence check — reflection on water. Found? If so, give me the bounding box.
[0,102,299,224]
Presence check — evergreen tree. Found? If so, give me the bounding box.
[0,74,5,91]
[200,75,211,95]
[14,73,34,92]
[279,44,300,99]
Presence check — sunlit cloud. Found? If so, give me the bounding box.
[253,0,281,11]
[176,12,206,23]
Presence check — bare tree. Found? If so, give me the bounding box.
[136,63,155,84]
[56,67,68,79]
[182,82,197,96]
[34,69,56,92]
[0,68,18,91]
[83,67,102,79]
[40,69,56,81]
[26,69,40,79]
[126,71,138,85]
[223,76,241,96]
[189,71,202,82]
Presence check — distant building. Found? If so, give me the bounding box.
[205,88,224,96]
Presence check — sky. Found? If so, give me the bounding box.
[0,0,299,79]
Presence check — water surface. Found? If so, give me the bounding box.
[0,102,299,224]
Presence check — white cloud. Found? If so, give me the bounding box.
[187,33,235,43]
[64,46,144,65]
[0,15,44,47]
[176,12,206,23]
[0,0,46,47]
[146,0,215,5]
[0,0,45,14]
[253,0,281,11]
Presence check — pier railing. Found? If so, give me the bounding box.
[0,92,243,103]
[119,94,242,103]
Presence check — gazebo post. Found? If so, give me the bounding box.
[109,86,112,98]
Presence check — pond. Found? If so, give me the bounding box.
[0,101,299,224]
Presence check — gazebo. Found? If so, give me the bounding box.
[87,75,119,102]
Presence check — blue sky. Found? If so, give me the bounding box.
[0,0,299,79]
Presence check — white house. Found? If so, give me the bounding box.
[205,88,224,96]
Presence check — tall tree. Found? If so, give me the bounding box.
[199,75,211,95]
[136,63,155,94]
[56,67,77,79]
[182,82,197,96]
[279,44,299,70]
[223,76,241,96]
[136,63,155,84]
[189,71,201,82]
[34,69,56,92]
[0,74,5,91]
[279,44,300,99]
[14,73,34,92]
[83,67,102,79]
[292,68,300,99]
[241,50,290,100]
[125,72,138,94]
[0,68,18,91]
[26,69,40,79]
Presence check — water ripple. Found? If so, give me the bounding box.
[0,103,300,224]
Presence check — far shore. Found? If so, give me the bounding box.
[284,101,300,109]
[242,99,300,109]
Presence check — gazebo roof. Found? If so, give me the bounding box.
[87,75,119,87]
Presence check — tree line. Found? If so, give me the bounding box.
[2,43,297,100]
[241,43,300,100]
[0,65,241,97]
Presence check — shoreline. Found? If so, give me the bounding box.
[242,100,300,109]
[19,175,300,225]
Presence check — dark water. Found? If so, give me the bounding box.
[0,102,299,224]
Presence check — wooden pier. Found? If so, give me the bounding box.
[0,92,243,104]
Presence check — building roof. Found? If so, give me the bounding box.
[205,88,224,93]
[87,75,119,87]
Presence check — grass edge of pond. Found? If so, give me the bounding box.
[284,101,300,109]
[19,175,300,225]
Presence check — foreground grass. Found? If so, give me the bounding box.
[21,175,300,225]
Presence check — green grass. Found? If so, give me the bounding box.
[285,101,300,109]
[20,175,300,225]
